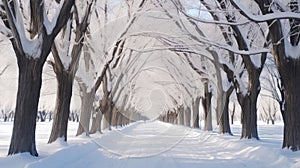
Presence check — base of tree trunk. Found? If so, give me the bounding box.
[240,95,259,140]
[203,82,212,131]
[282,123,300,151]
[76,87,94,136]
[8,59,42,156]
[90,111,103,134]
[282,76,300,151]
[48,71,73,143]
[192,97,200,128]
[219,88,233,135]
[184,107,191,127]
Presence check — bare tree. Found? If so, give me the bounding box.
[219,86,234,135]
[47,1,93,143]
[76,0,148,135]
[229,0,300,151]
[263,59,285,123]
[203,81,212,131]
[261,102,276,125]
[0,0,74,156]
[231,102,236,125]
[157,0,267,139]
[192,97,200,128]
[75,45,96,136]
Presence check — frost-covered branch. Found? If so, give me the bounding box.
[129,31,270,56]
[94,0,148,91]
[2,0,26,56]
[230,0,300,22]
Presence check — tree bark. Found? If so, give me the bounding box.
[174,112,178,125]
[237,64,262,140]
[231,103,235,125]
[184,106,191,127]
[115,111,121,127]
[117,113,123,126]
[178,106,184,125]
[247,0,300,150]
[111,105,118,126]
[192,97,200,128]
[8,59,43,156]
[90,98,107,134]
[102,113,110,130]
[238,93,259,139]
[90,73,109,134]
[76,86,95,136]
[219,86,234,135]
[117,94,128,127]
[203,82,212,131]
[89,107,103,134]
[281,59,300,151]
[48,70,73,143]
[104,98,113,130]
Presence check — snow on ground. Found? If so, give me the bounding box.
[0,121,300,168]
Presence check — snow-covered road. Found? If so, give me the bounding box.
[1,121,300,168]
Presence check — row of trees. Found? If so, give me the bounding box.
[153,0,300,151]
[1,0,300,157]
[0,0,151,156]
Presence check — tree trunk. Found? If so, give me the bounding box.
[115,111,121,127]
[203,82,212,131]
[238,94,259,139]
[89,108,103,134]
[184,107,191,127]
[281,59,300,151]
[174,113,178,125]
[117,113,122,126]
[129,110,136,123]
[117,94,128,127]
[8,59,43,156]
[271,119,275,125]
[111,106,118,126]
[251,1,300,150]
[48,70,74,143]
[178,106,184,125]
[49,112,53,122]
[166,112,170,123]
[121,113,127,126]
[172,112,176,124]
[104,99,113,130]
[90,79,109,134]
[102,114,110,130]
[219,87,234,135]
[237,68,261,140]
[231,103,235,125]
[192,97,200,128]
[76,86,95,136]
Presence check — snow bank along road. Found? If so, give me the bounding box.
[0,121,300,168]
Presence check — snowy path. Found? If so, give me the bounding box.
[1,121,300,168]
[24,121,300,168]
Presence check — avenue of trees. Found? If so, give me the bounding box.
[0,0,300,156]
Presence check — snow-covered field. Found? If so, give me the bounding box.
[0,121,300,168]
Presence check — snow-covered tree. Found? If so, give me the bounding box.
[0,0,74,156]
[228,0,300,150]
[156,0,267,139]
[47,0,94,144]
[200,0,267,139]
[75,0,148,135]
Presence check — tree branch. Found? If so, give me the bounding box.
[51,0,75,38]
[230,0,300,22]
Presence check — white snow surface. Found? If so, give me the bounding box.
[0,121,300,168]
